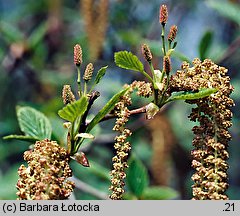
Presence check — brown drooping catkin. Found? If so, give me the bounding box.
[109,91,132,200]
[81,0,109,61]
[109,81,153,200]
[170,58,234,200]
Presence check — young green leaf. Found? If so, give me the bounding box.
[115,51,144,72]
[199,30,213,60]
[86,88,129,133]
[165,88,218,104]
[17,106,52,140]
[3,135,39,142]
[126,156,149,198]
[94,66,108,85]
[142,186,179,200]
[58,96,88,122]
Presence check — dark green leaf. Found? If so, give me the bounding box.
[115,51,144,72]
[126,156,149,198]
[0,21,24,43]
[207,1,240,25]
[17,106,52,140]
[86,88,129,133]
[142,186,179,200]
[199,30,213,60]
[58,96,88,122]
[165,88,218,104]
[28,22,48,50]
[94,66,108,85]
[3,135,39,142]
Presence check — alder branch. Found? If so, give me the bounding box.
[98,106,147,123]
[80,91,100,132]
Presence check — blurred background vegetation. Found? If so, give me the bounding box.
[0,0,239,199]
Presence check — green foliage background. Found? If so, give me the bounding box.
[0,0,239,199]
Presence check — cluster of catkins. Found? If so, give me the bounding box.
[15,3,235,201]
[16,139,74,200]
[170,58,234,200]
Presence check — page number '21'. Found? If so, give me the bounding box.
[224,203,234,212]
